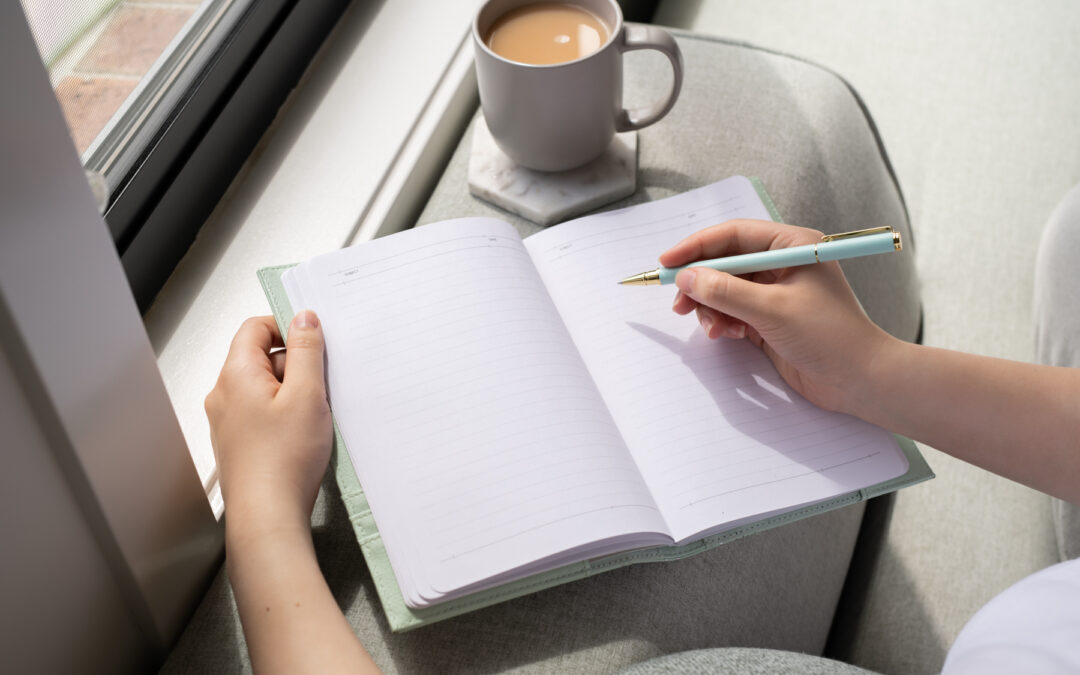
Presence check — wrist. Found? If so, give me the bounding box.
[841,331,910,425]
[842,334,920,429]
[224,486,313,549]
[226,516,313,569]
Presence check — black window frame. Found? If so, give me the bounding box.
[104,0,354,311]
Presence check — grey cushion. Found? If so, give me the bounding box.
[1035,183,1080,562]
[616,647,876,675]
[1052,499,1080,562]
[163,33,920,673]
[1034,184,1080,374]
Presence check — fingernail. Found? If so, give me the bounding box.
[676,269,697,293]
[700,314,714,336]
[725,323,746,339]
[294,309,319,329]
[672,291,682,309]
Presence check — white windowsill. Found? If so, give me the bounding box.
[143,0,482,516]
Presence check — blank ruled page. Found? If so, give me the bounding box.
[526,177,908,542]
[283,218,669,607]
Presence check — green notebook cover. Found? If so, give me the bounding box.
[256,179,934,632]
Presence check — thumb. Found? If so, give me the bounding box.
[282,309,327,397]
[675,267,773,326]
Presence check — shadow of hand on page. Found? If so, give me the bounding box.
[624,320,853,479]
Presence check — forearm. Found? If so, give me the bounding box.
[226,504,378,674]
[853,339,1080,503]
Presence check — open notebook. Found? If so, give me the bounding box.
[259,175,933,631]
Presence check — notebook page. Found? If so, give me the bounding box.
[525,177,908,542]
[283,218,669,607]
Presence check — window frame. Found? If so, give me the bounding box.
[100,0,352,310]
[82,0,253,192]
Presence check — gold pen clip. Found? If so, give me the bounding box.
[821,226,893,242]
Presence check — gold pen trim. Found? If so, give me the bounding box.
[618,269,661,286]
[821,226,893,242]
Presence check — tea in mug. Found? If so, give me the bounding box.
[485,2,611,65]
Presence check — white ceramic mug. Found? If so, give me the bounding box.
[473,0,683,172]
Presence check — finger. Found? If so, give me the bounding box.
[719,317,748,340]
[224,316,283,375]
[659,219,821,268]
[282,310,327,397]
[270,350,287,381]
[695,304,719,338]
[695,305,747,340]
[672,290,697,315]
[675,267,774,327]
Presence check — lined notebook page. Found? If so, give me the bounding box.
[283,218,669,607]
[526,177,908,543]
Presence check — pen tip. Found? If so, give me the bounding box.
[618,271,656,286]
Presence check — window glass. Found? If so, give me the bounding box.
[18,0,354,309]
[22,1,214,156]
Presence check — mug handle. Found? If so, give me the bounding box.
[616,25,684,132]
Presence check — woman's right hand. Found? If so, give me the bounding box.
[662,219,897,416]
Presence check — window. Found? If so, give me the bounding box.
[25,1,215,158]
[19,0,352,310]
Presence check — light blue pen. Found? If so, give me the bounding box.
[618,226,902,286]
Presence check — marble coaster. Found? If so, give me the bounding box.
[467,117,637,226]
